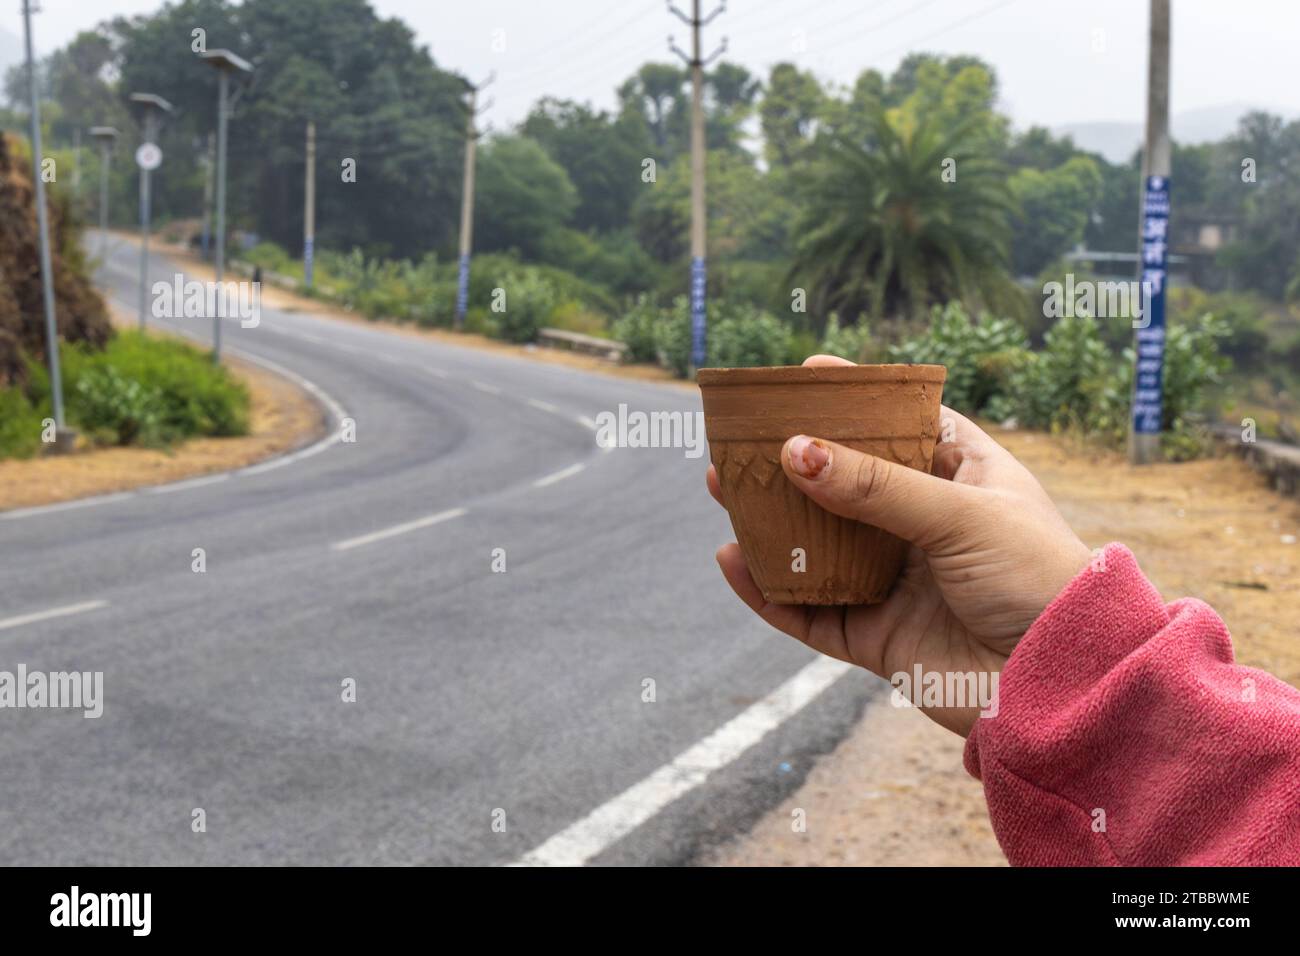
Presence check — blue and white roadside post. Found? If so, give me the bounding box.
[303,120,316,289]
[1129,0,1171,464]
[1131,175,1170,453]
[669,0,726,374]
[690,256,707,370]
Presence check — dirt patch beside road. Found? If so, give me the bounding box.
[709,428,1300,866]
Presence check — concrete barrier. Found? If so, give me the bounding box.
[537,327,628,364]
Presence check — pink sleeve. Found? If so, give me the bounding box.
[964,543,1300,866]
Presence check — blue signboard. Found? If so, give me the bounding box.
[456,253,471,322]
[1132,175,1170,435]
[303,237,314,288]
[690,256,707,368]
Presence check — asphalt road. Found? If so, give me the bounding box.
[0,233,876,865]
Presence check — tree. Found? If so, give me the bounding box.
[474,136,577,260]
[520,98,651,234]
[1008,155,1103,275]
[759,63,825,168]
[790,105,1016,322]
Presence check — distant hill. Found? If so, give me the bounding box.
[1054,103,1297,163]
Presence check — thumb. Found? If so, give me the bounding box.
[782,435,976,552]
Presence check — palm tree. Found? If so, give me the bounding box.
[791,105,1017,324]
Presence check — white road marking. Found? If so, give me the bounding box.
[0,600,110,633]
[1,492,135,520]
[576,415,598,430]
[471,380,501,395]
[330,507,467,552]
[514,656,852,866]
[532,463,585,488]
[144,473,230,494]
[527,398,558,413]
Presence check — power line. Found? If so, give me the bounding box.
[871,0,1022,59]
[507,0,661,83]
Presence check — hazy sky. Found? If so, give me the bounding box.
[20,0,1300,130]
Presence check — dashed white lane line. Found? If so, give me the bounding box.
[527,398,559,413]
[330,507,468,552]
[471,380,502,395]
[532,463,585,489]
[513,656,852,867]
[0,600,110,634]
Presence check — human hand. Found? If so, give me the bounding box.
[707,354,1093,736]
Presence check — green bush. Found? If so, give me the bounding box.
[654,296,693,377]
[818,312,870,362]
[888,302,1029,413]
[0,387,46,458]
[612,295,661,363]
[73,364,165,446]
[495,269,558,343]
[708,304,792,369]
[32,333,250,448]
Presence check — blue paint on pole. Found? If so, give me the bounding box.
[1132,175,1171,435]
[303,237,314,289]
[456,253,471,326]
[690,255,707,368]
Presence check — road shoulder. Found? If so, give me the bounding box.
[0,304,327,512]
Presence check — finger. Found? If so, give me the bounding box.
[802,353,856,368]
[705,464,724,507]
[782,435,978,552]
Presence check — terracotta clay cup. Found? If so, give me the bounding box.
[698,364,946,605]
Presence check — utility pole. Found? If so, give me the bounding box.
[669,0,727,372]
[21,0,68,442]
[199,49,254,363]
[1128,0,1171,465]
[455,73,493,330]
[303,120,316,289]
[200,132,215,260]
[90,126,118,263]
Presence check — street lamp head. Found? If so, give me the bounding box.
[199,49,253,75]
[89,126,118,144]
[129,92,174,115]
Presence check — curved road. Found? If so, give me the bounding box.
[0,234,875,865]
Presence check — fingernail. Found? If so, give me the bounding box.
[787,435,830,479]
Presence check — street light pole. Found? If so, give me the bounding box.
[199,48,253,363]
[90,127,118,263]
[20,0,66,436]
[130,93,172,332]
[214,67,229,359]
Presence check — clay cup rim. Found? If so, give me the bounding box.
[696,364,947,387]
